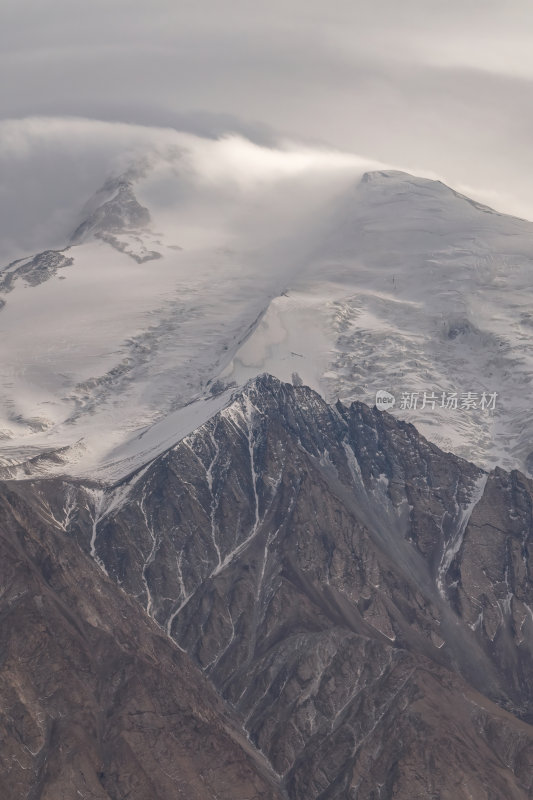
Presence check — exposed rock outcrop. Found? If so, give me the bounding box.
[6,375,533,798]
[0,481,285,800]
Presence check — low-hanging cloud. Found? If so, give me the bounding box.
[0,117,179,262]
[0,116,388,264]
[2,0,533,228]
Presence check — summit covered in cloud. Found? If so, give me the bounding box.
[0,121,532,481]
[2,0,533,219]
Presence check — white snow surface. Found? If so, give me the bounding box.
[2,137,533,480]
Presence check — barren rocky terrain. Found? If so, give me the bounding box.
[2,376,533,798]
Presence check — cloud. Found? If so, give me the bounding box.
[0,117,170,261]
[2,1,533,234]
[2,109,532,268]
[0,117,387,264]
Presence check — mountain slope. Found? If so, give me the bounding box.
[0,477,285,800]
[9,375,533,798]
[3,157,533,478]
[223,171,533,473]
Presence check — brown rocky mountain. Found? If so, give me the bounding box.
[2,374,533,798]
[0,481,284,799]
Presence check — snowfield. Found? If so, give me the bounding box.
[1,133,533,479]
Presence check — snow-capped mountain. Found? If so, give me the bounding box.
[3,130,533,797]
[225,172,533,473]
[1,143,533,480]
[7,375,533,798]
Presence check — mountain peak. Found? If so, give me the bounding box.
[68,171,162,263]
[11,366,532,798]
[70,176,151,244]
[360,168,500,215]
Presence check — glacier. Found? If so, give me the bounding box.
[1,137,533,480]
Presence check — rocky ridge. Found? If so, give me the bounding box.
[4,375,533,798]
[0,475,285,800]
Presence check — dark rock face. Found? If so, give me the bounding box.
[5,375,533,798]
[94,231,162,263]
[0,249,74,297]
[70,176,162,262]
[70,178,151,243]
[0,483,284,800]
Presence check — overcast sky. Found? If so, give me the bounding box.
[2,0,533,225]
